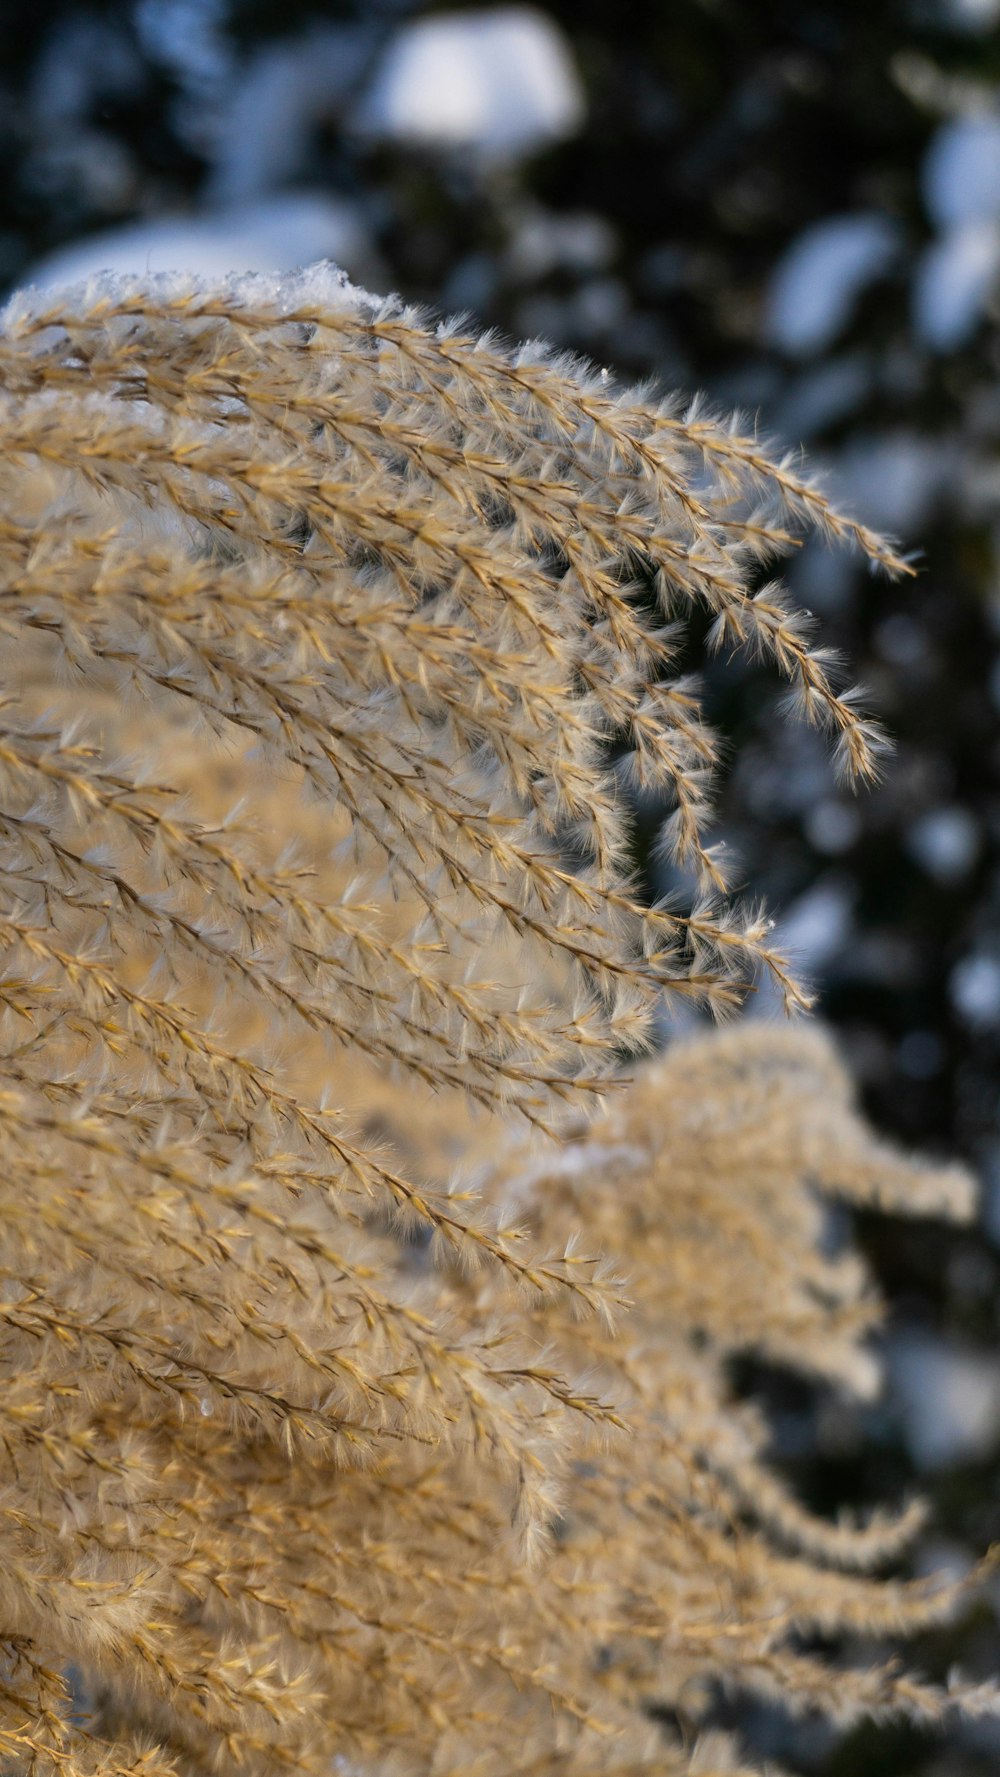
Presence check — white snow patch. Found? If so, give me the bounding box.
[208,26,373,202]
[764,213,899,356]
[773,355,872,441]
[135,0,231,92]
[29,12,142,123]
[889,1331,1000,1471]
[950,952,1000,1028]
[907,805,980,883]
[874,613,928,667]
[506,205,616,280]
[569,276,628,337]
[22,196,376,291]
[5,262,382,337]
[936,0,1000,26]
[923,115,1000,229]
[803,799,862,855]
[913,220,1000,350]
[355,7,584,157]
[774,879,853,972]
[829,431,945,533]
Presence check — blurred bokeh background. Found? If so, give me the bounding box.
[2,0,1000,1768]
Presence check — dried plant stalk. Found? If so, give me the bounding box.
[0,266,990,1777]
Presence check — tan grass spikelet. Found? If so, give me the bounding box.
[0,264,993,1777]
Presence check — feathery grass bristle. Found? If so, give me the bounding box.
[0,267,989,1777]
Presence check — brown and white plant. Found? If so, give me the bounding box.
[0,264,991,1777]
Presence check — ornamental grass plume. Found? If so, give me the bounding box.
[0,263,993,1777]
